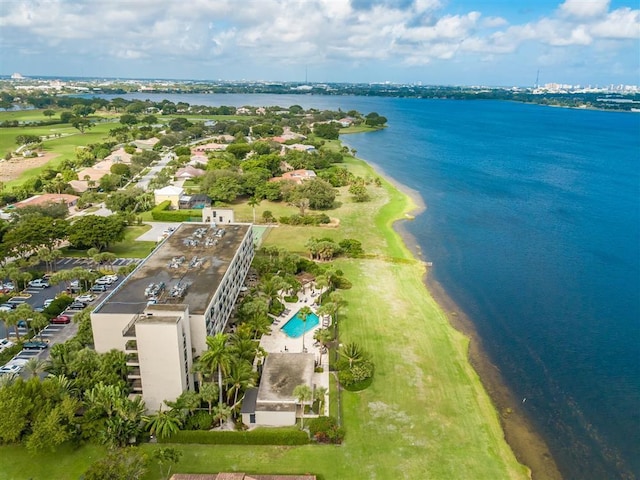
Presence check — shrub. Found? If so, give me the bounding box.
[269,299,285,316]
[185,411,214,431]
[151,200,201,222]
[43,295,74,318]
[158,427,309,445]
[308,416,345,444]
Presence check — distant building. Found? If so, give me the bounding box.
[154,185,184,208]
[175,166,206,179]
[201,207,235,224]
[269,169,317,185]
[91,223,254,411]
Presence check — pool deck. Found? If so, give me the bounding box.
[259,289,330,415]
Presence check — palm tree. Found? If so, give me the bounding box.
[198,333,232,407]
[248,197,261,224]
[293,384,312,430]
[145,407,182,440]
[298,306,313,352]
[212,403,232,428]
[226,359,255,408]
[198,382,219,415]
[313,328,333,367]
[23,357,47,378]
[314,386,328,415]
[340,342,364,368]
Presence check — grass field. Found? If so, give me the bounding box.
[0,137,530,479]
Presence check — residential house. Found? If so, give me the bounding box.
[154,185,184,208]
[175,166,206,180]
[269,169,317,185]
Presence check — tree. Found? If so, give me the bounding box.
[313,328,333,367]
[226,359,255,408]
[198,382,219,415]
[294,178,336,210]
[72,104,95,117]
[349,183,370,202]
[298,306,313,353]
[68,215,126,251]
[71,117,93,133]
[4,216,68,258]
[152,447,182,480]
[145,408,182,440]
[23,358,47,379]
[340,342,364,368]
[248,197,261,224]
[110,163,131,178]
[365,112,388,127]
[119,113,138,126]
[293,384,312,430]
[314,122,340,139]
[198,333,232,407]
[314,386,328,415]
[226,143,252,160]
[15,134,41,146]
[207,175,244,204]
[43,109,56,118]
[59,111,74,123]
[83,447,147,480]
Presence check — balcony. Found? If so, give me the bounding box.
[126,353,139,366]
[125,339,137,352]
[129,378,142,392]
[128,366,141,378]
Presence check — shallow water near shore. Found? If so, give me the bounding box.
[94,93,640,479]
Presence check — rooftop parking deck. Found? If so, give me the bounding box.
[95,223,250,316]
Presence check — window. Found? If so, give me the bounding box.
[249,414,256,424]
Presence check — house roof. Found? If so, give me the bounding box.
[257,353,315,404]
[176,166,205,178]
[154,185,184,196]
[14,193,79,208]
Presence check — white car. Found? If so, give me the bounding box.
[0,338,14,352]
[43,298,55,307]
[28,279,50,288]
[0,364,22,375]
[75,294,96,303]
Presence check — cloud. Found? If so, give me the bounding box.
[559,0,610,19]
[0,0,637,82]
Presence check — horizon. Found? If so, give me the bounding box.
[1,0,638,86]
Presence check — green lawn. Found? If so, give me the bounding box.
[108,225,156,258]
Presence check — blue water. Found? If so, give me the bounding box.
[281,311,320,338]
[95,93,640,479]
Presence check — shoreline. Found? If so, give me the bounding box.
[362,155,562,480]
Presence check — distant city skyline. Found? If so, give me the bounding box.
[1,0,638,87]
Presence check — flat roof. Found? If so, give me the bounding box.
[96,223,250,316]
[257,353,315,403]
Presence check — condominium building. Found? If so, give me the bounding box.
[91,222,254,411]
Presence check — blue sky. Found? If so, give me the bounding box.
[1,0,638,86]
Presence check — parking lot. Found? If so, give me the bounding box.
[1,257,136,376]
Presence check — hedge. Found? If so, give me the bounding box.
[159,427,309,445]
[151,200,202,222]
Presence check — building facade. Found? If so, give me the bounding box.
[91,223,254,411]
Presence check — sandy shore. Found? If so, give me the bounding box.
[365,156,562,480]
[0,153,60,183]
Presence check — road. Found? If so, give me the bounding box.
[135,152,176,191]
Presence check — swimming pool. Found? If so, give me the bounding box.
[281,310,319,338]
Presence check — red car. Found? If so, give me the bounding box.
[51,315,71,324]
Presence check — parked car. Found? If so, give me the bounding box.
[22,340,48,350]
[90,284,108,292]
[43,298,55,308]
[51,315,71,324]
[0,338,14,352]
[94,276,115,286]
[67,301,87,310]
[28,279,50,288]
[0,304,13,312]
[75,294,96,303]
[0,363,22,375]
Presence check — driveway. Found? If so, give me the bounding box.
[136,222,179,242]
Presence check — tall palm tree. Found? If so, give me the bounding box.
[293,384,312,430]
[313,328,333,367]
[298,306,313,352]
[198,333,232,407]
[314,386,328,415]
[248,197,261,224]
[226,359,255,408]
